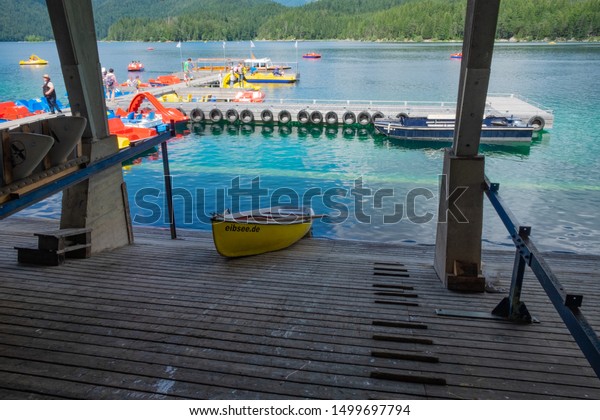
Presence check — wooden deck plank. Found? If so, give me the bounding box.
[0,217,598,399]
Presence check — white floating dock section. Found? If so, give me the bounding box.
[154,91,553,130]
[486,94,554,128]
[125,79,553,129]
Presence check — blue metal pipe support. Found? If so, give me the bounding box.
[161,122,176,239]
[0,131,172,220]
[485,177,600,378]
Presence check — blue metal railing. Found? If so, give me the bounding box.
[0,126,177,238]
[485,177,600,379]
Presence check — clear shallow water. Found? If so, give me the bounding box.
[2,41,600,254]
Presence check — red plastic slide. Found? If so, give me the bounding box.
[127,92,188,124]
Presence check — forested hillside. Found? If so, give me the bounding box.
[0,0,288,40]
[1,0,599,42]
[0,0,50,41]
[257,0,600,41]
[106,1,286,41]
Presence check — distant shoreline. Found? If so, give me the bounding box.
[7,38,600,44]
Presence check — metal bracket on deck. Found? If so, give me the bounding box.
[491,297,536,323]
[565,294,583,309]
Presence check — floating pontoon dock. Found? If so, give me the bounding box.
[113,77,554,130]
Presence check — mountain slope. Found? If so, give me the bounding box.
[1,0,598,42]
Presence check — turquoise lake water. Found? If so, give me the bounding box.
[2,41,599,254]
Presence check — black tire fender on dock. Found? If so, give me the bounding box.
[240,109,254,124]
[342,111,356,125]
[209,108,223,123]
[297,110,310,124]
[310,110,323,125]
[225,109,239,123]
[176,107,187,116]
[261,109,274,123]
[357,111,371,126]
[396,112,409,119]
[371,111,384,121]
[278,110,291,124]
[325,111,338,125]
[528,115,545,131]
[190,108,204,123]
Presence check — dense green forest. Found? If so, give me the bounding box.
[1,0,599,42]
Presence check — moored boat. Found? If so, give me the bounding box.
[194,58,231,72]
[221,72,262,90]
[244,57,291,72]
[302,52,321,59]
[233,90,266,103]
[120,110,167,129]
[373,114,536,144]
[19,54,48,65]
[108,117,166,146]
[148,74,181,86]
[211,206,315,257]
[244,70,297,84]
[0,101,37,120]
[450,52,463,59]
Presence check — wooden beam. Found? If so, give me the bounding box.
[45,0,108,141]
[453,0,501,157]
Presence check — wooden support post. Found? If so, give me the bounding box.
[434,152,486,291]
[46,0,132,253]
[433,0,500,290]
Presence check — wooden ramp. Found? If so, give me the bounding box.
[0,217,598,399]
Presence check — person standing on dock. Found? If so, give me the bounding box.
[133,75,141,93]
[234,62,245,87]
[42,74,61,114]
[183,58,194,85]
[105,68,117,102]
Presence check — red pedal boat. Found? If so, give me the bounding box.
[302,52,321,59]
[127,61,144,71]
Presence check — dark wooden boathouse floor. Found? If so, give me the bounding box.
[0,217,599,399]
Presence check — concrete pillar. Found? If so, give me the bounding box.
[434,150,486,291]
[46,0,132,252]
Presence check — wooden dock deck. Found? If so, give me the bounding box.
[0,217,598,399]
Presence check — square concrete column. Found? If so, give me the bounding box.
[434,149,486,291]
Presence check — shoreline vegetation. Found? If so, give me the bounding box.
[13,38,600,44]
[3,0,599,44]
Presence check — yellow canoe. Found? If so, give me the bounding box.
[19,54,48,65]
[211,207,314,257]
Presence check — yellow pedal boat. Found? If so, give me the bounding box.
[211,206,315,257]
[19,54,48,65]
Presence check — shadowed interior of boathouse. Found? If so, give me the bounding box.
[0,0,598,399]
